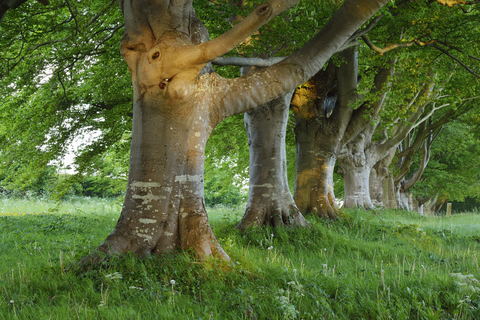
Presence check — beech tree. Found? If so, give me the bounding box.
[386,100,477,211]
[100,0,392,260]
[409,119,480,212]
[336,0,480,210]
[291,45,396,216]
[236,91,310,229]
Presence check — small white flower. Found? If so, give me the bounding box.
[170,279,176,285]
[10,300,14,304]
[293,269,297,274]
[129,286,143,290]
[267,246,273,250]
[105,272,123,280]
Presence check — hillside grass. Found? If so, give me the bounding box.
[1,196,480,319]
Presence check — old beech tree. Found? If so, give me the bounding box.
[104,0,392,260]
[4,0,390,260]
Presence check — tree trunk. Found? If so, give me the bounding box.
[397,189,409,210]
[383,173,396,209]
[237,93,310,229]
[369,162,386,207]
[291,48,358,218]
[95,101,229,259]
[338,134,375,209]
[294,144,338,218]
[369,149,396,207]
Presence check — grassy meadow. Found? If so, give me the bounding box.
[1,196,480,319]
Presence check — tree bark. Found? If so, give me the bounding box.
[338,133,376,209]
[81,0,389,261]
[237,93,310,230]
[369,148,396,207]
[292,48,358,218]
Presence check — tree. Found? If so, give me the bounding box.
[291,47,395,215]
[237,90,309,229]
[0,0,132,193]
[3,0,390,261]
[408,116,480,212]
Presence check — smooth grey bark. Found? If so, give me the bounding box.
[392,111,452,211]
[338,133,376,209]
[293,48,397,214]
[237,92,310,230]
[82,0,389,261]
[369,148,396,207]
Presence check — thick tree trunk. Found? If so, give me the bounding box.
[294,142,338,218]
[237,94,310,229]
[383,173,396,209]
[94,99,229,259]
[369,149,396,207]
[291,49,358,218]
[338,134,375,209]
[397,189,409,210]
[369,162,386,207]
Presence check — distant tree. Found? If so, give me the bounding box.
[410,119,480,209]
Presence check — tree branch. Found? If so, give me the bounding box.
[432,44,480,79]
[212,56,285,67]
[87,0,115,27]
[212,0,391,118]
[0,0,49,22]
[65,0,79,36]
[362,34,436,55]
[198,0,301,63]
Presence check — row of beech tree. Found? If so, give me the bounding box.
[0,0,479,261]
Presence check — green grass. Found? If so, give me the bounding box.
[1,197,480,319]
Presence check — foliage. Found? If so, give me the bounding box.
[0,0,132,191]
[411,119,480,202]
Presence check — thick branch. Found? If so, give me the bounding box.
[212,56,285,67]
[373,81,437,161]
[340,61,396,146]
[396,108,455,158]
[401,138,432,191]
[215,0,390,117]
[198,0,301,63]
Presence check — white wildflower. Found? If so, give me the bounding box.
[170,279,176,285]
[105,272,123,280]
[129,286,143,290]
